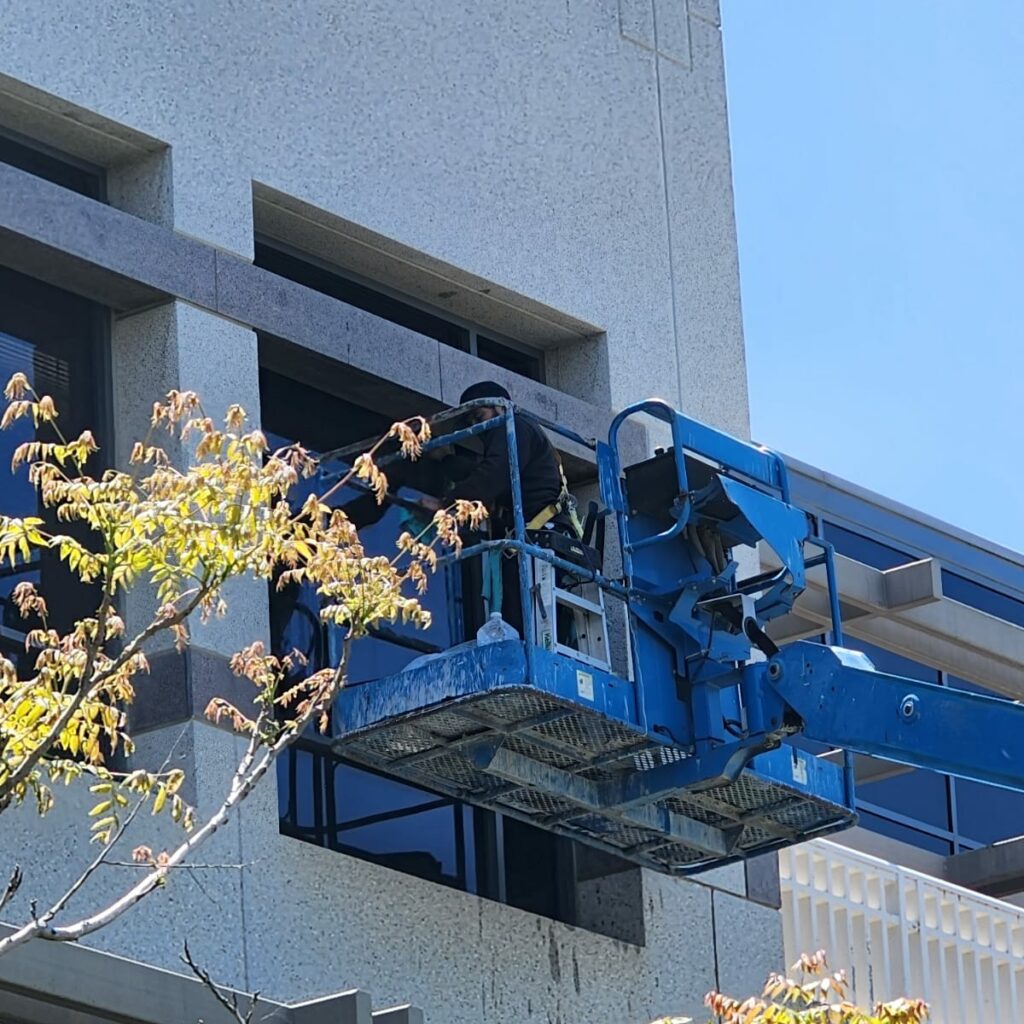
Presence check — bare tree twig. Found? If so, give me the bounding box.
[35,785,149,928]
[0,865,22,914]
[0,722,191,941]
[181,940,260,1024]
[102,860,257,870]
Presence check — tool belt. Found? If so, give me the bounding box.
[526,525,602,575]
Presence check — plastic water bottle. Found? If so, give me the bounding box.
[476,612,519,645]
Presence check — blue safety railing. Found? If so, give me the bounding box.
[322,398,633,698]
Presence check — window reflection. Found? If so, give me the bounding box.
[859,770,950,831]
[857,812,953,856]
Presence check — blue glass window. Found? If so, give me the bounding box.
[944,675,1024,847]
[847,638,940,685]
[953,779,1024,847]
[823,522,914,571]
[844,641,951,851]
[858,770,950,831]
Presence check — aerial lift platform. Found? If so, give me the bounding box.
[330,399,1024,875]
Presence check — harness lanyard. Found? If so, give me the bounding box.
[524,450,584,539]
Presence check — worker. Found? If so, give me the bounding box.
[419,381,582,636]
[417,381,563,519]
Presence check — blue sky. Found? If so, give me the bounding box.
[720,2,1024,551]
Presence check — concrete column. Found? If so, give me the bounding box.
[110,301,268,758]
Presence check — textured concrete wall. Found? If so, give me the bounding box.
[0,1,777,1019]
[0,725,780,1024]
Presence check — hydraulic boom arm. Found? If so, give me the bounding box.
[765,641,1024,792]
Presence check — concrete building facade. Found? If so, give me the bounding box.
[0,3,781,1022]
[3,4,1022,1023]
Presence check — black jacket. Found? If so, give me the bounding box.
[449,412,561,522]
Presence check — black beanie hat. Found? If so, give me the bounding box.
[459,380,511,404]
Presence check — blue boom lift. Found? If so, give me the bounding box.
[331,399,1024,874]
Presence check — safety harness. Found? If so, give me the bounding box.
[525,451,584,539]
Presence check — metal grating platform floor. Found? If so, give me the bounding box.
[333,646,856,874]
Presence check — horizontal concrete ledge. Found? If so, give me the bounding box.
[945,836,1024,899]
[0,162,648,471]
[0,227,164,311]
[0,162,216,312]
[0,924,419,1024]
[0,72,167,168]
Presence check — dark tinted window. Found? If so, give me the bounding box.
[0,131,103,200]
[477,335,543,382]
[824,522,913,570]
[257,244,470,352]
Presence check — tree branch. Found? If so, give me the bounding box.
[0,644,349,957]
[0,726,188,944]
[0,584,213,805]
[0,865,22,914]
[181,940,260,1024]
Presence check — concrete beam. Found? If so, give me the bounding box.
[945,836,1024,898]
[764,546,1024,698]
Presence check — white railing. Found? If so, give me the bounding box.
[780,840,1024,1023]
